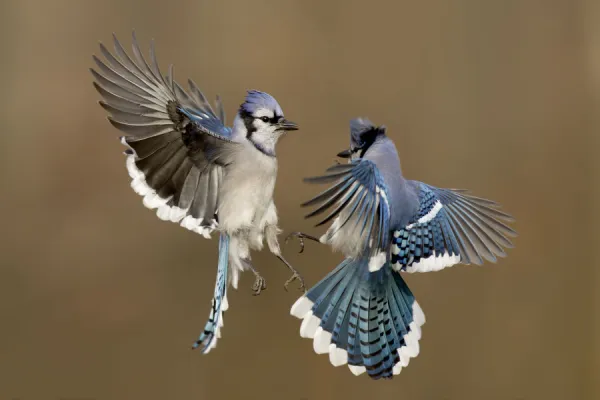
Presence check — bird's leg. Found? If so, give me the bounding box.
[284,232,321,254]
[241,258,266,296]
[275,254,306,293]
[265,225,306,292]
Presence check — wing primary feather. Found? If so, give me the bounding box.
[375,199,385,250]
[93,82,157,114]
[166,64,174,92]
[434,187,514,222]
[107,117,172,138]
[93,50,153,94]
[149,39,169,89]
[111,34,155,89]
[351,188,371,235]
[131,31,163,87]
[452,203,514,248]
[438,211,470,263]
[301,177,353,207]
[92,56,152,98]
[325,164,354,173]
[173,80,194,107]
[334,189,368,233]
[453,190,500,206]
[444,210,483,265]
[177,166,201,210]
[446,204,497,262]
[304,178,354,219]
[91,69,164,108]
[452,196,516,223]
[188,79,217,118]
[452,197,517,236]
[362,196,377,245]
[303,171,351,184]
[450,203,511,253]
[314,182,361,227]
[99,101,168,124]
[216,95,225,123]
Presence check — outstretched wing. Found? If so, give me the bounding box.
[391,182,516,272]
[302,160,391,264]
[91,32,235,237]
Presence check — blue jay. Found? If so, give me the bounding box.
[287,118,516,379]
[90,33,304,354]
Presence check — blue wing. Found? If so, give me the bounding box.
[391,183,517,272]
[302,160,391,258]
[174,82,233,141]
[92,32,236,237]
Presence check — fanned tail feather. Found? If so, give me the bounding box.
[192,233,230,353]
[291,258,425,379]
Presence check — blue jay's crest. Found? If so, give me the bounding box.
[241,90,284,116]
[350,118,386,150]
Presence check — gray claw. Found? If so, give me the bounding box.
[252,275,267,296]
[284,272,306,293]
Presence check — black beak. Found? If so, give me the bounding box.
[278,119,299,131]
[337,149,352,158]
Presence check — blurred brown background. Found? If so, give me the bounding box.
[1,0,598,399]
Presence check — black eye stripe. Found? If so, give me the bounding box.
[257,115,281,124]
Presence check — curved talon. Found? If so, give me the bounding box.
[284,272,306,293]
[252,275,267,296]
[297,238,305,254]
[284,232,316,254]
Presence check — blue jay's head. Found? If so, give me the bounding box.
[236,90,298,156]
[337,118,386,159]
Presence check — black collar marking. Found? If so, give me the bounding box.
[239,109,256,138]
[357,127,381,158]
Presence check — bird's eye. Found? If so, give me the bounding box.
[260,116,270,123]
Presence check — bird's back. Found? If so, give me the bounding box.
[363,136,419,231]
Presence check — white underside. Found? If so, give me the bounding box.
[290,295,426,377]
[391,249,461,273]
[228,236,252,290]
[125,155,217,238]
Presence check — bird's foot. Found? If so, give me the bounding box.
[244,259,266,296]
[284,232,320,254]
[284,270,306,293]
[251,273,267,296]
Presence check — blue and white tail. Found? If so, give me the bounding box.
[192,232,230,353]
[290,257,425,379]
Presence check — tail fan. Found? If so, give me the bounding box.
[192,233,230,353]
[290,258,425,379]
